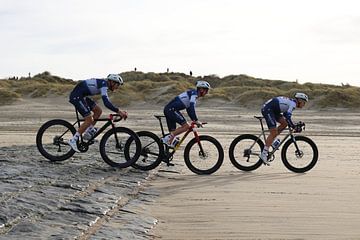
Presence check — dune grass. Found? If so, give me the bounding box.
[1,71,359,109]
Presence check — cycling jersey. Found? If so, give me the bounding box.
[69,78,119,117]
[163,89,198,132]
[261,96,296,129]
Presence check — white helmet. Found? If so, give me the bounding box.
[107,74,124,85]
[295,92,308,102]
[196,81,211,89]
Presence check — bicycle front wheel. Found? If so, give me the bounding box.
[36,119,76,161]
[99,127,141,168]
[132,131,164,171]
[228,134,264,171]
[184,135,224,175]
[281,135,318,173]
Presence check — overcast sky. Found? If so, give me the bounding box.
[1,0,359,86]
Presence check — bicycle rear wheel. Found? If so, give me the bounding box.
[281,135,318,173]
[228,134,264,171]
[99,127,141,168]
[184,135,224,175]
[36,119,76,161]
[132,131,164,171]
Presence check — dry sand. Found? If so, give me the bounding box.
[0,97,360,239]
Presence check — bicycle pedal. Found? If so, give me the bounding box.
[162,159,174,166]
[87,139,98,145]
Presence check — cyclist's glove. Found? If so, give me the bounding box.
[293,121,305,133]
[194,121,203,128]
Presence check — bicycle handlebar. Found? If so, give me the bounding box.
[191,121,208,128]
[109,114,123,122]
[291,121,306,133]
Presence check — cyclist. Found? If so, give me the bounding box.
[162,80,211,147]
[260,92,308,165]
[68,74,128,152]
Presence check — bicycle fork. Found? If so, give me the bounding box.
[192,128,206,158]
[289,135,303,158]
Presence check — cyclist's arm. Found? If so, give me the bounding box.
[283,108,295,128]
[186,94,198,121]
[100,87,119,112]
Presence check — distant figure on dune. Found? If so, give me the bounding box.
[67,74,128,152]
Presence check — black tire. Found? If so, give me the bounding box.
[184,135,224,175]
[36,119,76,161]
[132,131,164,171]
[228,134,264,171]
[99,127,141,168]
[281,135,318,173]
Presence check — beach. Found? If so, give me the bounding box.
[0,98,360,239]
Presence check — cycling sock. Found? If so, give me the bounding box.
[263,146,269,152]
[73,132,80,140]
[85,125,94,132]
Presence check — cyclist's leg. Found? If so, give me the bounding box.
[276,115,288,134]
[261,107,278,163]
[92,105,102,122]
[68,96,92,151]
[78,115,93,134]
[163,107,188,144]
[262,107,280,147]
[85,98,101,129]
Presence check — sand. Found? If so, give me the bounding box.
[0,97,360,239]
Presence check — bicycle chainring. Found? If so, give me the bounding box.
[267,153,275,162]
[78,142,89,153]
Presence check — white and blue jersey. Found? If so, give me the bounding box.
[261,96,296,129]
[69,78,119,117]
[163,89,198,132]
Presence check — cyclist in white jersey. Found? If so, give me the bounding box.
[162,81,211,147]
[260,92,308,165]
[68,74,128,152]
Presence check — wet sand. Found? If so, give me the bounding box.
[0,98,360,239]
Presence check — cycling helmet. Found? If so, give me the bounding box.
[107,74,124,85]
[295,92,308,102]
[196,81,211,89]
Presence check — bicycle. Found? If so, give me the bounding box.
[131,115,224,175]
[36,109,141,168]
[228,116,318,173]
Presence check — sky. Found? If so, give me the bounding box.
[0,0,359,86]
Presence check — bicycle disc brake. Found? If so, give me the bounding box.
[198,150,208,159]
[295,150,304,158]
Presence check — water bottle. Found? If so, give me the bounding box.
[272,138,281,149]
[172,137,180,147]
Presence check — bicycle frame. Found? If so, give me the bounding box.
[74,109,121,143]
[154,115,204,162]
[53,109,123,152]
[252,116,299,161]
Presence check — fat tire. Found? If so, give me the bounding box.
[99,127,141,168]
[131,131,164,171]
[184,135,224,175]
[228,134,264,171]
[281,135,318,173]
[36,119,76,161]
